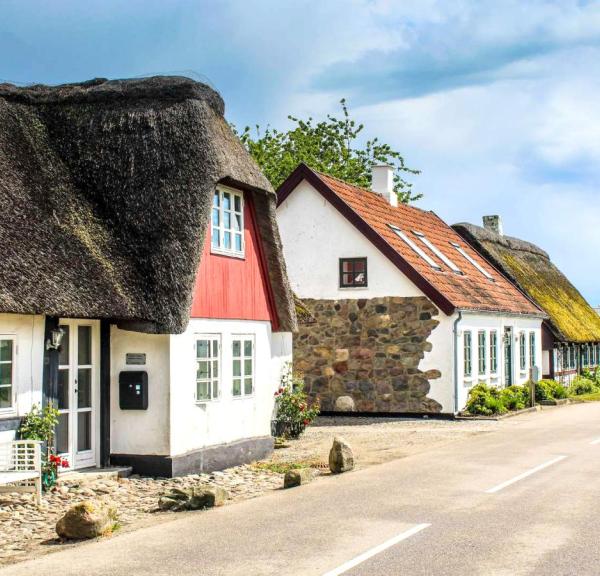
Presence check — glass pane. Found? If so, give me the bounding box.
[244,378,253,395]
[232,340,241,357]
[244,340,252,357]
[197,381,210,400]
[212,380,219,399]
[197,361,210,379]
[342,260,352,272]
[224,232,231,249]
[355,272,365,285]
[78,326,92,365]
[223,192,231,210]
[0,364,11,386]
[212,340,218,356]
[77,368,92,409]
[235,234,242,252]
[244,359,252,376]
[197,340,209,359]
[234,214,242,231]
[343,273,353,285]
[211,228,220,248]
[0,340,12,362]
[58,325,70,366]
[55,413,69,454]
[233,360,241,377]
[224,211,231,229]
[354,260,365,272]
[234,195,241,213]
[212,360,218,378]
[233,379,241,396]
[58,369,69,409]
[213,191,220,207]
[77,411,91,452]
[0,386,11,409]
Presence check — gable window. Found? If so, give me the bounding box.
[196,336,220,402]
[450,242,494,280]
[529,332,536,368]
[0,338,14,410]
[339,258,368,288]
[478,331,487,375]
[211,186,244,257]
[519,332,526,372]
[490,331,498,374]
[464,332,473,378]
[389,225,441,270]
[232,336,254,397]
[413,231,462,274]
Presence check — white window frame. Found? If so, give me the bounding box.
[529,332,536,369]
[478,331,487,375]
[0,336,16,414]
[450,242,494,280]
[490,331,498,374]
[413,231,462,274]
[195,335,221,403]
[464,332,473,378]
[211,185,245,258]
[519,332,527,372]
[389,225,441,270]
[232,335,254,398]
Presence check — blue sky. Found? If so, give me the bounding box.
[2,0,600,304]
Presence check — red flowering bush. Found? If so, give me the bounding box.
[273,370,319,439]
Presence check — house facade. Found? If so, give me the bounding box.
[0,77,295,476]
[454,218,600,385]
[276,164,544,414]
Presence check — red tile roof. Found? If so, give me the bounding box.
[278,164,542,316]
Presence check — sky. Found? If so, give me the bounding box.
[2,0,599,304]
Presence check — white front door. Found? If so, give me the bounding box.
[54,320,97,469]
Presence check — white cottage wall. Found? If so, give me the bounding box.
[110,328,170,455]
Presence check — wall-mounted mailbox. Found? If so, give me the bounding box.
[119,371,148,410]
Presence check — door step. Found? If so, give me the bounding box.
[57,466,132,484]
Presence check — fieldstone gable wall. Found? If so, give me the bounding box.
[294,297,443,413]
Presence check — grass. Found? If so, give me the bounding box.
[574,391,600,402]
[252,460,322,475]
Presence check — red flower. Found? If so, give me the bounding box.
[303,419,310,426]
[61,459,70,468]
[278,387,284,394]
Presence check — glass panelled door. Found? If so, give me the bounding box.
[503,327,513,387]
[55,320,96,469]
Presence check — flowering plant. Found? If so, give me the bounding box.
[41,452,69,490]
[273,368,319,439]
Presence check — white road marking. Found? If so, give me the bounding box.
[322,523,431,576]
[485,455,568,494]
[590,438,600,445]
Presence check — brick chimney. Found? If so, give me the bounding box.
[483,215,503,236]
[371,164,397,207]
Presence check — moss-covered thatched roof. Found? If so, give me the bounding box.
[0,76,296,334]
[453,222,600,343]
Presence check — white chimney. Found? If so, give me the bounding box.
[371,164,397,207]
[483,215,504,236]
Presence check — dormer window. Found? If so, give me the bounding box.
[211,185,244,258]
[339,258,368,288]
[389,225,441,270]
[413,231,462,274]
[450,242,493,280]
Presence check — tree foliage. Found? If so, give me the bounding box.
[236,99,421,203]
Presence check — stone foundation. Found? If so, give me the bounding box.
[294,297,443,413]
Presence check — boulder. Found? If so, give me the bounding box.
[283,468,316,489]
[329,437,354,474]
[56,501,117,540]
[334,396,356,412]
[158,486,228,511]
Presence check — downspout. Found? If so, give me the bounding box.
[453,311,463,414]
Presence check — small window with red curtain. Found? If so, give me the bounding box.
[339,258,368,288]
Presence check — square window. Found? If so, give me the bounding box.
[339,258,368,288]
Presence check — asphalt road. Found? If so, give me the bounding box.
[4,403,600,576]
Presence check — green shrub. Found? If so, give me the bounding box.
[465,383,508,416]
[535,379,570,401]
[570,376,598,396]
[273,369,320,439]
[500,385,530,411]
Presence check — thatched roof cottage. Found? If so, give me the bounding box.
[0,76,295,475]
[454,217,600,383]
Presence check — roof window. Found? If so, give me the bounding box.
[450,242,494,280]
[413,231,462,274]
[389,225,441,270]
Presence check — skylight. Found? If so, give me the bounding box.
[450,242,494,280]
[389,225,441,270]
[413,231,462,274]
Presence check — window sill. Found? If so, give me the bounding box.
[210,248,245,260]
[338,286,369,291]
[0,409,17,418]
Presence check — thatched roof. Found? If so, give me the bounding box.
[0,76,296,334]
[453,222,600,343]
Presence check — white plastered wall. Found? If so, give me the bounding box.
[110,328,170,455]
[169,319,291,457]
[0,314,46,441]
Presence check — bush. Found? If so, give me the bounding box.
[570,376,598,396]
[273,369,319,439]
[465,384,507,416]
[535,379,569,402]
[500,385,531,411]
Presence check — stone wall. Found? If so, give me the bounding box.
[294,297,443,413]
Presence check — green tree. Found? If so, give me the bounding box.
[236,99,421,203]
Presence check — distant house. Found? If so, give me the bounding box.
[454,217,600,384]
[276,164,545,414]
[0,77,295,476]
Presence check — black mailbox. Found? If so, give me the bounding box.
[119,371,148,410]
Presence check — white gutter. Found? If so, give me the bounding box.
[453,311,463,414]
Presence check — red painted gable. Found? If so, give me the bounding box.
[190,193,278,328]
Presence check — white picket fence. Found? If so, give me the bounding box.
[0,440,42,504]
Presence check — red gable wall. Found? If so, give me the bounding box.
[190,194,278,328]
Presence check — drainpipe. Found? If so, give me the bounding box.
[453,311,463,414]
